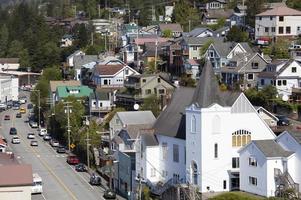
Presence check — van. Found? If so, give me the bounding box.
[31,173,43,194]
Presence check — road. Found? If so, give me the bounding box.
[0,95,109,200]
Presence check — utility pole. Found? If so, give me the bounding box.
[83,115,91,170]
[31,89,40,128]
[189,20,191,32]
[27,67,31,86]
[91,32,94,46]
[98,4,101,18]
[154,38,158,71]
[64,102,72,152]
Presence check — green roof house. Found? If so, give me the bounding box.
[55,85,93,101]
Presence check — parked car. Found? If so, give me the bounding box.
[16,113,22,118]
[276,115,290,126]
[9,127,17,135]
[12,103,20,110]
[19,96,27,104]
[27,133,35,139]
[0,103,7,110]
[56,146,66,154]
[29,121,38,128]
[90,174,101,185]
[43,134,51,141]
[11,136,20,144]
[27,103,33,109]
[50,139,59,147]
[67,154,80,165]
[4,115,10,120]
[103,189,116,199]
[6,101,13,109]
[30,140,38,146]
[75,163,87,172]
[19,107,26,114]
[39,128,47,136]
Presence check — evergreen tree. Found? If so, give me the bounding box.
[0,24,8,57]
[246,0,266,26]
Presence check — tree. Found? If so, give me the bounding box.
[226,26,249,42]
[0,24,8,57]
[200,39,213,56]
[141,94,161,117]
[180,74,196,87]
[272,39,290,59]
[246,0,266,26]
[76,24,89,48]
[208,18,226,31]
[286,0,301,10]
[162,29,173,38]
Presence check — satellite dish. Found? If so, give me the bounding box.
[133,103,139,111]
[282,95,289,102]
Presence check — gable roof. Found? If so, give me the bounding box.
[253,140,294,158]
[258,59,300,78]
[159,23,183,33]
[89,89,110,101]
[255,106,279,121]
[191,59,240,108]
[204,9,233,19]
[117,111,156,125]
[95,64,126,76]
[56,85,93,98]
[153,87,195,139]
[188,28,213,37]
[257,6,301,16]
[73,55,99,69]
[0,164,33,187]
[50,80,81,93]
[288,131,301,145]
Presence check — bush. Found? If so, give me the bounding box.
[209,192,264,200]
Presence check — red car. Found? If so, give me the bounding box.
[67,155,80,165]
[4,115,10,120]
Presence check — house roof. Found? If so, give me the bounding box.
[73,55,99,69]
[254,106,279,121]
[50,80,81,93]
[187,59,200,66]
[159,23,183,33]
[204,9,233,19]
[89,89,110,101]
[153,87,195,139]
[0,58,19,64]
[188,28,213,37]
[258,59,299,78]
[56,85,93,98]
[134,37,170,46]
[117,111,156,125]
[0,164,33,187]
[256,6,301,16]
[183,36,221,45]
[0,153,19,165]
[289,131,301,145]
[94,64,125,76]
[191,59,240,108]
[253,140,294,158]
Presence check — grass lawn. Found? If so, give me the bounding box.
[209,191,266,200]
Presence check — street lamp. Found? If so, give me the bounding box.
[31,89,40,128]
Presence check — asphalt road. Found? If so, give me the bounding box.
[0,96,108,200]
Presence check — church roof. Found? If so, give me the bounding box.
[191,59,240,108]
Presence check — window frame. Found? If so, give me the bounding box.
[279,16,284,21]
[249,176,257,186]
[286,26,291,34]
[247,73,254,80]
[279,26,284,34]
[292,67,297,73]
[249,157,257,167]
[173,144,179,163]
[232,157,240,168]
[214,143,218,158]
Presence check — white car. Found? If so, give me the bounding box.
[29,121,38,128]
[19,99,27,104]
[11,136,20,144]
[0,103,7,110]
[27,133,35,139]
[50,140,59,147]
[39,128,47,136]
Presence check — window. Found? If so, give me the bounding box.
[286,26,291,34]
[283,80,287,86]
[223,180,227,189]
[265,27,269,33]
[279,16,284,21]
[298,26,301,31]
[157,78,161,83]
[279,26,283,34]
[247,73,254,80]
[162,170,168,177]
[277,80,282,86]
[261,79,265,85]
[193,57,198,60]
[249,157,257,167]
[145,89,151,94]
[292,67,297,73]
[209,51,214,58]
[99,102,103,107]
[232,130,251,147]
[251,62,259,69]
[151,168,156,177]
[249,176,257,186]
[259,17,262,20]
[142,79,146,83]
[232,157,239,168]
[191,115,196,133]
[162,142,167,160]
[214,143,218,158]
[271,27,275,32]
[159,89,165,94]
[193,46,197,51]
[115,118,120,124]
[104,79,108,85]
[173,144,179,163]
[270,16,273,20]
[125,69,129,75]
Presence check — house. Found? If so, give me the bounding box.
[0,76,19,102]
[213,26,230,37]
[49,80,81,105]
[255,106,278,127]
[123,22,139,36]
[55,85,93,101]
[221,52,269,89]
[89,89,113,114]
[186,28,214,38]
[92,64,139,88]
[230,12,246,27]
[73,54,99,81]
[161,39,183,76]
[185,60,276,193]
[181,37,217,60]
[0,164,33,200]
[141,42,165,64]
[184,59,200,80]
[60,34,74,47]
[239,130,301,197]
[66,50,84,67]
[0,58,20,71]
[255,6,301,40]
[158,23,183,38]
[205,0,227,10]
[0,138,7,152]
[202,9,233,25]
[91,19,110,34]
[115,74,175,109]
[258,59,301,96]
[289,46,301,61]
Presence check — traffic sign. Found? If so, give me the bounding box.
[70,143,76,149]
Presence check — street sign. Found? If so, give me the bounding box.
[70,143,76,149]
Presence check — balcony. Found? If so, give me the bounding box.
[124,81,141,89]
[90,106,112,113]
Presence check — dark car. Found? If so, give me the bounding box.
[103,189,116,199]
[6,101,13,109]
[75,163,87,172]
[67,155,80,165]
[9,127,17,135]
[4,115,10,120]
[90,174,101,186]
[277,115,290,126]
[27,103,33,109]
[16,113,22,118]
[56,146,66,154]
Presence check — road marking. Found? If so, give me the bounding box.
[41,194,47,200]
[37,155,40,158]
[66,164,95,190]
